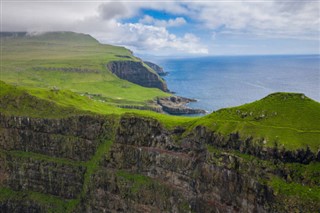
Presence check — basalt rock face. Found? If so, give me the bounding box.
[0,114,319,212]
[77,116,319,213]
[0,114,114,161]
[107,61,168,92]
[0,113,117,212]
[144,61,167,76]
[187,125,320,164]
[76,116,274,212]
[1,154,86,199]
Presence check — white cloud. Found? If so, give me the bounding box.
[100,23,208,55]
[2,2,100,31]
[188,1,319,40]
[139,15,186,27]
[3,1,318,39]
[1,1,319,55]
[2,1,207,55]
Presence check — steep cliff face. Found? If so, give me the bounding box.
[0,114,114,161]
[187,125,320,164]
[0,113,117,212]
[144,61,167,76]
[77,116,319,212]
[76,116,267,212]
[0,114,319,212]
[107,61,168,92]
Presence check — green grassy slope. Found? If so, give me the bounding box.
[1,80,319,151]
[0,81,88,118]
[194,92,320,151]
[0,81,194,128]
[1,31,169,107]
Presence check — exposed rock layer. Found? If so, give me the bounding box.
[107,61,168,92]
[0,114,115,161]
[77,116,273,212]
[144,61,168,76]
[0,114,319,212]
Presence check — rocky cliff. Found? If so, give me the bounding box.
[1,113,319,212]
[107,61,168,92]
[144,61,167,76]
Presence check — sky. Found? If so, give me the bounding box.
[1,0,320,56]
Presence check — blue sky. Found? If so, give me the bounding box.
[3,0,320,56]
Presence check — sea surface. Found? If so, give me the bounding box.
[156,55,320,112]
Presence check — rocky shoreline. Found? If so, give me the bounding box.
[157,96,206,115]
[107,59,206,115]
[117,96,206,115]
[144,61,206,115]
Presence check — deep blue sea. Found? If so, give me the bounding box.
[156,55,320,112]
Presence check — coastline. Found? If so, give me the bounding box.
[144,61,207,115]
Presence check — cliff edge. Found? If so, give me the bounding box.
[107,60,168,92]
[144,61,168,76]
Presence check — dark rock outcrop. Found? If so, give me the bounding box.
[144,61,168,76]
[107,61,168,91]
[0,114,115,161]
[157,96,206,115]
[0,113,117,203]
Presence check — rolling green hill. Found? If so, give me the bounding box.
[1,31,169,108]
[194,92,320,151]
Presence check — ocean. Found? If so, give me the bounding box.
[155,55,320,112]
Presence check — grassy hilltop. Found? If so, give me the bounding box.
[195,92,320,151]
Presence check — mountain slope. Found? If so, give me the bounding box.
[1,31,169,108]
[0,81,193,127]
